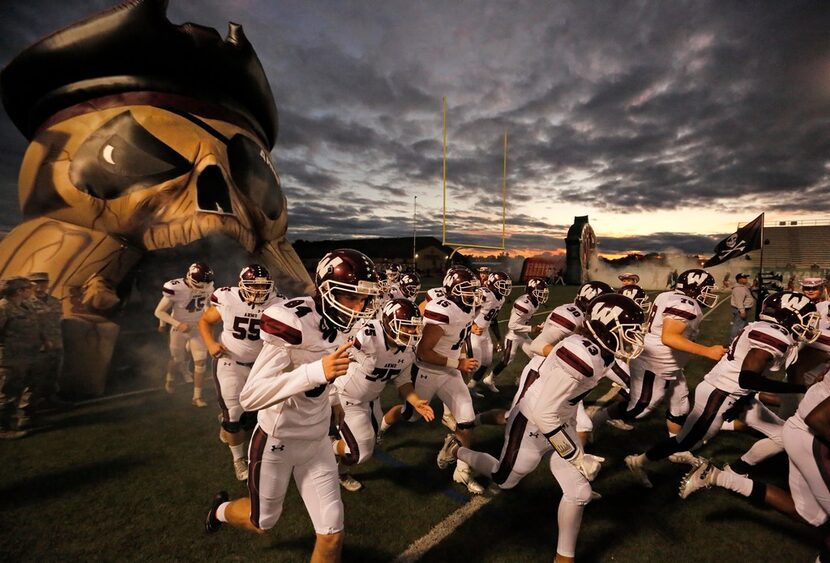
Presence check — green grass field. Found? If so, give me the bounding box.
[0,286,818,562]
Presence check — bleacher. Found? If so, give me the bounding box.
[761,220,830,269]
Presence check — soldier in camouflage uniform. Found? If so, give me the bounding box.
[28,272,68,410]
[0,277,45,438]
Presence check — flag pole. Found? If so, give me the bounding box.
[756,213,766,318]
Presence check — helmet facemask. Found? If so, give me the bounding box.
[790,311,821,343]
[383,315,423,349]
[696,284,719,309]
[319,280,381,331]
[239,280,273,305]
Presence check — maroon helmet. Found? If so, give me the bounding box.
[526,277,549,305]
[675,269,718,308]
[759,291,820,343]
[185,262,214,290]
[315,249,381,331]
[442,265,481,309]
[399,272,421,298]
[381,298,423,349]
[585,293,646,360]
[574,281,613,312]
[617,284,649,310]
[487,271,512,299]
[385,263,402,284]
[238,264,274,304]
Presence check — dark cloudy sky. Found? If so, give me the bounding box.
[1,0,829,256]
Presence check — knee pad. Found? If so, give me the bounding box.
[240,411,258,431]
[665,411,687,425]
[222,420,242,433]
[562,481,593,506]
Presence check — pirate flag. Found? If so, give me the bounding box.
[703,213,764,267]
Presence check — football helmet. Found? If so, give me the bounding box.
[675,269,718,308]
[759,291,820,343]
[315,249,381,331]
[385,263,402,284]
[617,284,649,309]
[585,294,646,361]
[238,264,274,305]
[526,277,549,305]
[477,266,491,283]
[487,271,512,299]
[399,272,421,298]
[574,281,613,312]
[443,266,482,309]
[185,262,214,290]
[381,298,424,349]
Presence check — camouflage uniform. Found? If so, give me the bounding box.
[0,291,43,431]
[29,292,63,400]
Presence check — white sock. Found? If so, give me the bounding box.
[556,498,584,558]
[380,417,391,432]
[229,443,245,461]
[216,502,230,522]
[721,421,736,431]
[668,431,678,438]
[166,373,174,383]
[193,387,202,400]
[715,467,754,497]
[458,447,498,476]
[456,458,471,473]
[740,437,784,466]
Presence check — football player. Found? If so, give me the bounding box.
[331,299,433,490]
[154,262,214,406]
[483,277,549,384]
[398,266,484,493]
[591,269,726,446]
[618,272,640,286]
[678,365,830,563]
[477,266,491,286]
[439,294,645,562]
[625,291,819,488]
[468,271,512,394]
[377,271,421,312]
[205,249,380,563]
[617,284,650,311]
[198,264,283,481]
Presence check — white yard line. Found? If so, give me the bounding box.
[393,494,493,563]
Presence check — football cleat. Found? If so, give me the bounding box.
[606,418,634,431]
[338,472,363,492]
[482,375,499,393]
[679,459,720,499]
[668,451,703,466]
[437,433,461,469]
[441,411,458,432]
[624,454,653,488]
[192,398,208,408]
[375,429,385,445]
[453,465,485,495]
[233,458,249,481]
[205,490,229,533]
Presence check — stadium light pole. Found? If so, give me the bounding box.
[413,195,417,268]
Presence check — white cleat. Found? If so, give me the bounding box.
[339,472,363,492]
[453,465,485,495]
[668,451,703,466]
[441,411,458,432]
[375,430,385,445]
[233,458,249,481]
[192,398,208,408]
[679,459,720,499]
[437,433,461,469]
[625,455,653,488]
[606,418,634,431]
[482,375,499,393]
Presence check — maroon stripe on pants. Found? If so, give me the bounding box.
[515,369,540,404]
[812,437,830,492]
[247,426,269,529]
[678,387,730,450]
[338,417,361,466]
[211,359,230,424]
[625,370,656,419]
[493,412,529,485]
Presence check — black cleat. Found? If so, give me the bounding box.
[205,491,229,533]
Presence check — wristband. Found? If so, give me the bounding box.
[446,357,459,369]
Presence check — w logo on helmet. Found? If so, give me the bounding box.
[591,303,623,324]
[580,286,600,300]
[687,272,709,286]
[781,293,811,312]
[317,255,343,279]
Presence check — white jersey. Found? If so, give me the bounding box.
[240,297,352,441]
[424,287,446,302]
[473,288,505,330]
[641,291,704,372]
[376,283,406,313]
[534,303,584,355]
[162,278,212,324]
[520,334,614,434]
[210,286,284,363]
[417,296,475,375]
[334,319,414,403]
[817,301,829,329]
[790,378,830,433]
[704,321,796,397]
[507,294,540,339]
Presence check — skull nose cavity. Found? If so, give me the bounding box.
[196,165,234,215]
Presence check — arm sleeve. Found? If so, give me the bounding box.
[738,370,807,394]
[239,342,328,411]
[154,296,179,327]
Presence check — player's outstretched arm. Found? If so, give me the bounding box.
[153,296,183,331]
[397,382,434,421]
[198,306,226,358]
[661,318,725,361]
[737,348,806,395]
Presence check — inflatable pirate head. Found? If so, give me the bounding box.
[0,0,312,395]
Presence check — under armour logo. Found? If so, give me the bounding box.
[271,444,285,452]
[529,431,540,438]
[420,374,428,379]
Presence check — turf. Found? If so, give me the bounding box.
[0,286,817,562]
